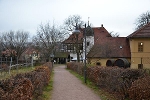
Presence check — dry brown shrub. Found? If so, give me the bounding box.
[66,62,150,100]
[87,66,101,85]
[0,78,33,100]
[67,62,84,75]
[0,62,52,100]
[128,75,150,100]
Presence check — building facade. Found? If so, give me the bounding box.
[128,22,150,69]
[62,24,110,62]
[62,22,150,69]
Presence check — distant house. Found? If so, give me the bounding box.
[127,22,150,69]
[1,49,17,57]
[62,28,83,61]
[87,37,131,67]
[1,49,17,62]
[23,47,40,61]
[62,24,111,62]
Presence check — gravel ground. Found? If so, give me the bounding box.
[51,65,101,100]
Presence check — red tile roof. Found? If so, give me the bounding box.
[93,26,111,43]
[87,37,131,58]
[63,25,111,44]
[24,47,39,55]
[1,49,17,56]
[62,32,83,44]
[128,22,150,38]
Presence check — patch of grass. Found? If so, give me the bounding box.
[0,66,35,80]
[67,69,116,100]
[41,69,54,100]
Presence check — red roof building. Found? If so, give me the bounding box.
[87,37,131,58]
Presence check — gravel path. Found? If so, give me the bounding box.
[51,65,101,100]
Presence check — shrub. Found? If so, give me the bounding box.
[0,62,52,100]
[67,62,84,75]
[128,75,150,100]
[67,62,150,100]
[0,78,33,100]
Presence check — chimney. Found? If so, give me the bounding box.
[101,24,103,27]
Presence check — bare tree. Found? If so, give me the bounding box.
[33,22,65,62]
[109,31,119,37]
[62,15,85,62]
[135,11,150,30]
[63,14,85,32]
[0,30,29,63]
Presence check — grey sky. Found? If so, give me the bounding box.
[0,0,150,37]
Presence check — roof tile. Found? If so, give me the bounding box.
[87,37,131,58]
[128,22,150,38]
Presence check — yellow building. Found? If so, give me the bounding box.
[128,23,150,69]
[87,37,131,68]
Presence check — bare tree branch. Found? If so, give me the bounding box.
[33,22,65,62]
[0,30,29,62]
[63,14,85,32]
[109,31,119,37]
[135,11,150,30]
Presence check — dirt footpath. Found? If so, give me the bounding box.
[51,65,101,100]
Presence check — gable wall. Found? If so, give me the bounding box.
[129,38,150,69]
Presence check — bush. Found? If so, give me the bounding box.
[0,78,33,100]
[128,75,150,100]
[67,62,84,75]
[0,62,52,100]
[67,62,150,100]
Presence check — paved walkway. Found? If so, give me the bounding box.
[51,65,101,100]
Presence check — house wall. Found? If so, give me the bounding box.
[82,36,94,59]
[129,38,150,69]
[88,58,108,66]
[88,58,131,67]
[86,36,94,53]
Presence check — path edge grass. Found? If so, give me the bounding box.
[41,70,54,100]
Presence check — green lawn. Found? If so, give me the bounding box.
[0,66,35,80]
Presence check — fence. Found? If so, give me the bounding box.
[0,57,32,75]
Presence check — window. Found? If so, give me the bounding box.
[87,42,90,46]
[70,44,74,50]
[138,64,143,69]
[67,44,74,50]
[67,45,70,50]
[79,44,83,50]
[138,42,143,52]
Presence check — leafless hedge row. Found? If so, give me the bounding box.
[67,62,150,100]
[0,62,52,100]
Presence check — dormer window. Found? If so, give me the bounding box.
[138,42,143,52]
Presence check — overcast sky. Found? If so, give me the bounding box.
[0,0,150,37]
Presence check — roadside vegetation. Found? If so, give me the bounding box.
[67,62,150,100]
[67,69,116,100]
[40,70,54,100]
[0,66,35,80]
[0,62,53,100]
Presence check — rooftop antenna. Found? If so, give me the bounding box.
[88,17,90,26]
